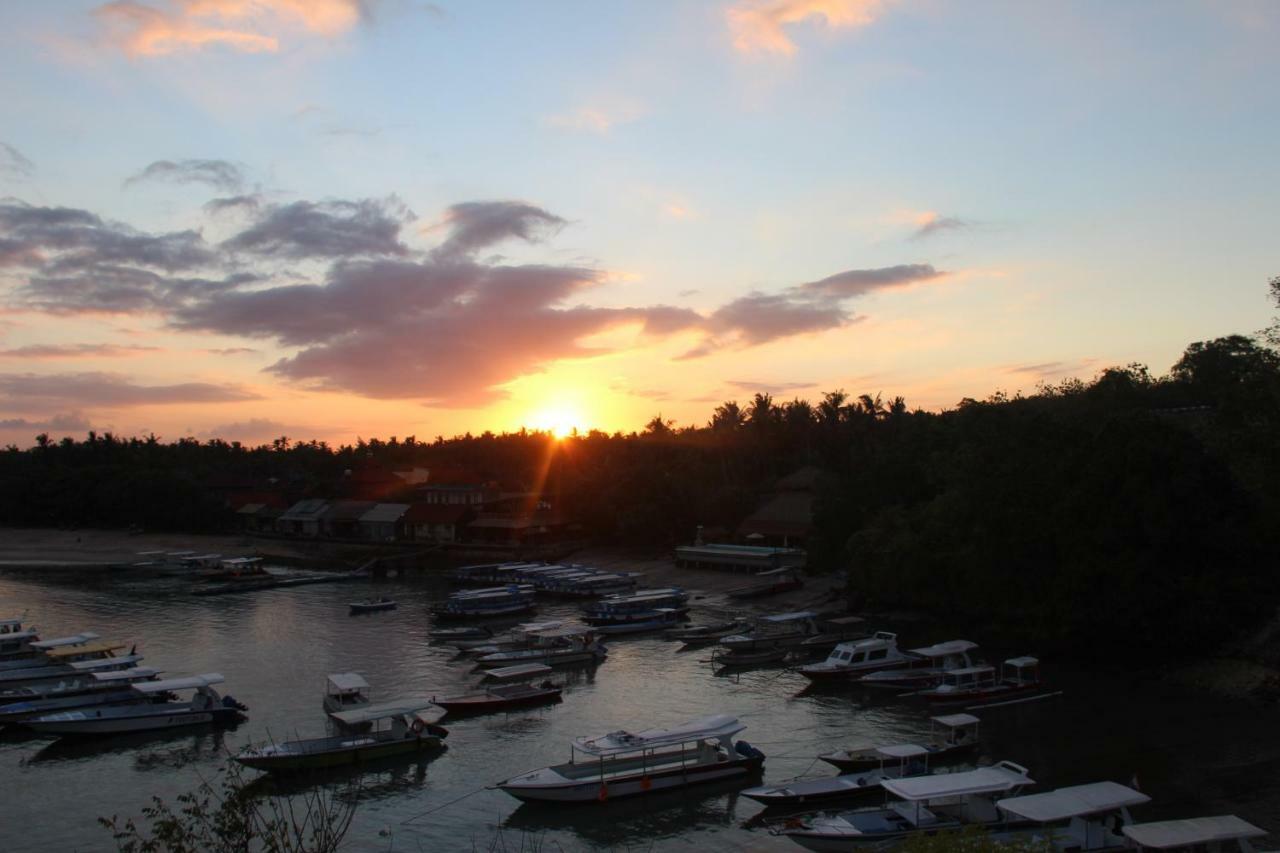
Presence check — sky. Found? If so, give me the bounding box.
[0,0,1277,447]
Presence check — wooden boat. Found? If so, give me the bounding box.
[795,616,871,657]
[727,567,804,600]
[713,647,790,667]
[777,761,1034,850]
[991,781,1150,851]
[497,713,765,803]
[22,674,248,736]
[665,619,745,643]
[798,632,913,682]
[429,625,494,642]
[742,744,931,808]
[719,612,821,654]
[0,632,101,673]
[819,713,980,773]
[0,668,163,723]
[480,663,554,683]
[914,657,1052,707]
[235,700,448,773]
[857,639,980,689]
[322,673,370,718]
[1123,815,1277,852]
[475,628,606,668]
[593,609,685,636]
[349,598,397,615]
[432,681,562,716]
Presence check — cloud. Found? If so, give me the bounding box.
[725,379,816,394]
[197,416,320,442]
[0,411,93,433]
[430,201,567,261]
[545,101,644,135]
[798,263,944,297]
[0,372,260,407]
[1005,358,1098,378]
[202,346,258,355]
[203,194,262,215]
[0,343,161,358]
[727,0,889,56]
[125,159,247,193]
[0,143,35,179]
[222,197,412,259]
[93,0,367,57]
[910,212,970,240]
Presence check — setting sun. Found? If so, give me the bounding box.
[528,405,584,439]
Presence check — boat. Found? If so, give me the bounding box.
[797,632,913,681]
[349,598,397,615]
[915,657,1051,707]
[713,647,791,667]
[0,618,40,659]
[857,640,981,690]
[432,680,562,716]
[1123,816,1277,852]
[665,619,746,644]
[235,700,448,773]
[796,616,871,657]
[992,781,1150,851]
[777,760,1034,850]
[322,673,370,718]
[727,567,805,600]
[496,713,765,803]
[432,585,537,621]
[592,609,685,636]
[429,625,494,642]
[819,713,981,773]
[22,674,248,735]
[0,668,163,723]
[0,647,144,694]
[742,744,932,808]
[0,632,101,673]
[582,589,689,625]
[719,612,821,654]
[475,628,606,668]
[480,663,556,683]
[453,621,566,654]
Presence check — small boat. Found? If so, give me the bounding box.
[432,585,537,621]
[719,612,821,654]
[428,625,494,642]
[453,621,566,654]
[235,700,448,773]
[797,632,913,682]
[432,681,562,716]
[914,657,1051,707]
[857,639,981,690]
[0,632,101,673]
[0,617,41,660]
[496,713,765,803]
[582,589,689,625]
[665,619,745,643]
[480,663,555,683]
[777,761,1034,850]
[475,628,606,669]
[22,674,248,736]
[992,781,1150,851]
[0,652,146,698]
[0,668,163,723]
[592,609,685,636]
[819,713,980,773]
[713,647,790,667]
[742,744,931,808]
[1123,815,1277,852]
[796,616,871,657]
[727,567,805,600]
[349,598,397,615]
[0,641,136,689]
[322,673,370,718]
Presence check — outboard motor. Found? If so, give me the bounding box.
[221,695,249,712]
[735,740,765,760]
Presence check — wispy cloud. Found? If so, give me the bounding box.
[545,101,644,135]
[0,143,35,179]
[125,159,247,193]
[0,343,161,359]
[726,0,890,56]
[725,379,815,394]
[197,416,323,443]
[910,211,970,240]
[0,372,260,407]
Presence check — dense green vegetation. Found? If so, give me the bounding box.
[5,284,1280,658]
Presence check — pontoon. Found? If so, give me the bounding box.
[819,713,980,772]
[22,674,247,735]
[993,781,1149,850]
[742,744,931,808]
[1123,815,1276,852]
[497,713,765,803]
[798,632,912,681]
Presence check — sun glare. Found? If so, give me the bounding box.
[529,405,583,439]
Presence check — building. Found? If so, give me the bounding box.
[321,501,376,538]
[236,503,282,533]
[276,499,330,537]
[360,503,410,542]
[403,503,474,543]
[735,466,834,548]
[465,509,577,547]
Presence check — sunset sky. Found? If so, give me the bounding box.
[1,1,1277,447]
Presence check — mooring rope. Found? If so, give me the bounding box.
[399,784,493,824]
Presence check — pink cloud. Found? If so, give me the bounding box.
[726,0,890,56]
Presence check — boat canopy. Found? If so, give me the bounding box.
[68,654,144,670]
[876,744,929,759]
[0,617,22,628]
[882,761,1032,800]
[134,673,225,693]
[910,640,978,657]
[330,697,446,726]
[1122,816,1267,848]
[574,714,744,756]
[481,663,553,682]
[932,713,981,728]
[326,673,369,695]
[1005,656,1039,668]
[91,667,161,682]
[761,611,816,623]
[29,632,101,650]
[45,641,125,658]
[998,782,1149,822]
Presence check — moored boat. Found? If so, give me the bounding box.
[742,744,931,809]
[497,713,765,803]
[857,639,980,690]
[719,612,821,654]
[665,619,746,644]
[349,597,397,615]
[797,632,912,682]
[480,663,555,683]
[432,585,537,621]
[0,618,40,660]
[727,567,804,600]
[0,632,101,673]
[818,713,980,773]
[22,674,248,736]
[0,667,162,722]
[475,628,606,668]
[428,625,494,642]
[992,781,1150,851]
[432,681,562,716]
[593,609,685,636]
[796,616,871,657]
[914,657,1052,707]
[1123,815,1277,852]
[582,588,689,625]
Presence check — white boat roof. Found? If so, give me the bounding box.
[574,714,745,756]
[602,588,682,601]
[1005,656,1039,667]
[330,697,446,726]
[836,634,898,652]
[134,673,225,693]
[762,611,816,623]
[910,640,978,657]
[29,632,101,650]
[932,713,981,728]
[1123,816,1268,848]
[481,663,553,681]
[877,744,929,758]
[92,667,161,681]
[67,654,144,670]
[998,782,1150,822]
[326,673,369,694]
[882,762,1032,800]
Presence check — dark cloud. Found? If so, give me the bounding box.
[799,264,944,298]
[16,265,256,315]
[0,372,260,407]
[203,194,262,216]
[912,216,969,240]
[222,197,412,259]
[0,343,161,358]
[0,411,92,432]
[432,201,567,260]
[0,143,35,179]
[202,347,258,356]
[197,417,324,443]
[724,379,816,394]
[124,159,246,193]
[1005,358,1097,378]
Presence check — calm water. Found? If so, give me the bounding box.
[2,568,1278,852]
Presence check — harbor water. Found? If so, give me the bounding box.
[1,568,1278,851]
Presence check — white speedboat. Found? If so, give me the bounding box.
[22,674,247,735]
[778,761,1034,850]
[993,781,1149,850]
[798,632,913,682]
[1123,815,1276,852]
[819,713,980,772]
[742,744,931,808]
[857,639,981,689]
[497,713,765,803]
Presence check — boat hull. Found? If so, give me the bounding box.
[500,754,763,803]
[433,687,561,716]
[25,705,242,736]
[237,734,445,772]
